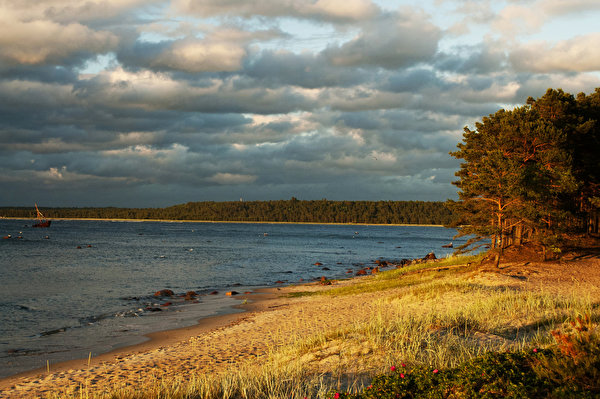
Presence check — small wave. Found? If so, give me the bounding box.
[39,327,67,337]
[115,309,144,318]
[4,348,41,357]
[79,313,111,325]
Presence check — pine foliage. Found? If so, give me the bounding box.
[1,200,454,225]
[448,88,600,256]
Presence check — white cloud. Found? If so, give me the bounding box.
[46,166,65,179]
[2,0,157,23]
[208,172,258,185]
[510,33,600,72]
[322,10,441,69]
[156,38,247,72]
[102,144,190,160]
[491,0,600,38]
[0,15,118,65]
[172,0,379,22]
[141,26,286,73]
[491,3,545,37]
[541,0,600,17]
[304,0,380,21]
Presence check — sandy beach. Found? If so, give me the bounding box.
[0,280,377,398]
[1,252,599,398]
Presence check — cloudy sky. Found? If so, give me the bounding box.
[1,0,599,207]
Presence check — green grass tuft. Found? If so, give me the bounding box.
[327,315,600,399]
[51,252,599,399]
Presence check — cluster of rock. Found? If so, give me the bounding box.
[314,251,440,281]
[149,252,441,310]
[141,287,249,313]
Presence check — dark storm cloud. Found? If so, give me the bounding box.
[243,51,371,89]
[0,65,79,84]
[384,69,446,93]
[434,46,507,74]
[321,11,441,69]
[1,1,599,207]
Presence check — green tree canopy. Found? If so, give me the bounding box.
[449,88,600,262]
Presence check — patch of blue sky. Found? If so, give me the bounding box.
[370,0,491,54]
[527,11,600,43]
[255,17,359,53]
[79,53,118,75]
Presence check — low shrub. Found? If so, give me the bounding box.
[328,316,600,399]
[533,315,600,395]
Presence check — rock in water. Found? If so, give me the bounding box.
[423,252,437,261]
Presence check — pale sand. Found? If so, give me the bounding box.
[1,255,599,398]
[0,278,379,398]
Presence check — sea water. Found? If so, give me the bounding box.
[0,220,465,378]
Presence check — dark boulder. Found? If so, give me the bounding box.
[319,276,332,285]
[184,291,198,300]
[154,289,175,297]
[423,252,437,261]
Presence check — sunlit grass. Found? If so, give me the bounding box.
[288,253,486,299]
[51,253,599,399]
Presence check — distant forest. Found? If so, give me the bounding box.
[1,199,453,225]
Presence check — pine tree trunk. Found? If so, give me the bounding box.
[495,211,503,268]
[495,244,503,268]
[514,223,523,246]
[495,230,503,268]
[542,246,547,261]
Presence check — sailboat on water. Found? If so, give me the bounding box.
[32,203,51,228]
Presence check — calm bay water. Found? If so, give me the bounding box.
[0,220,464,378]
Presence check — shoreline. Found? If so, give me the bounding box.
[0,287,280,392]
[0,220,457,390]
[0,253,598,398]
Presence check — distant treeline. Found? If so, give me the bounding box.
[1,199,454,225]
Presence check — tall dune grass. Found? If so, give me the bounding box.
[52,254,598,399]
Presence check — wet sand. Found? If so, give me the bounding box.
[0,274,382,398]
[1,254,598,398]
[0,289,285,398]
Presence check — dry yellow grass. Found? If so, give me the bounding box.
[1,252,599,398]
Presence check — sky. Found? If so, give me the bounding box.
[1,0,600,207]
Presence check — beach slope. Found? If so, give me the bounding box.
[1,252,599,398]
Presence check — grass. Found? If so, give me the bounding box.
[288,253,487,299]
[47,252,599,398]
[328,315,600,398]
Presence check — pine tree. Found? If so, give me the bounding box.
[448,90,585,264]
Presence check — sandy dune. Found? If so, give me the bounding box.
[1,255,599,398]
